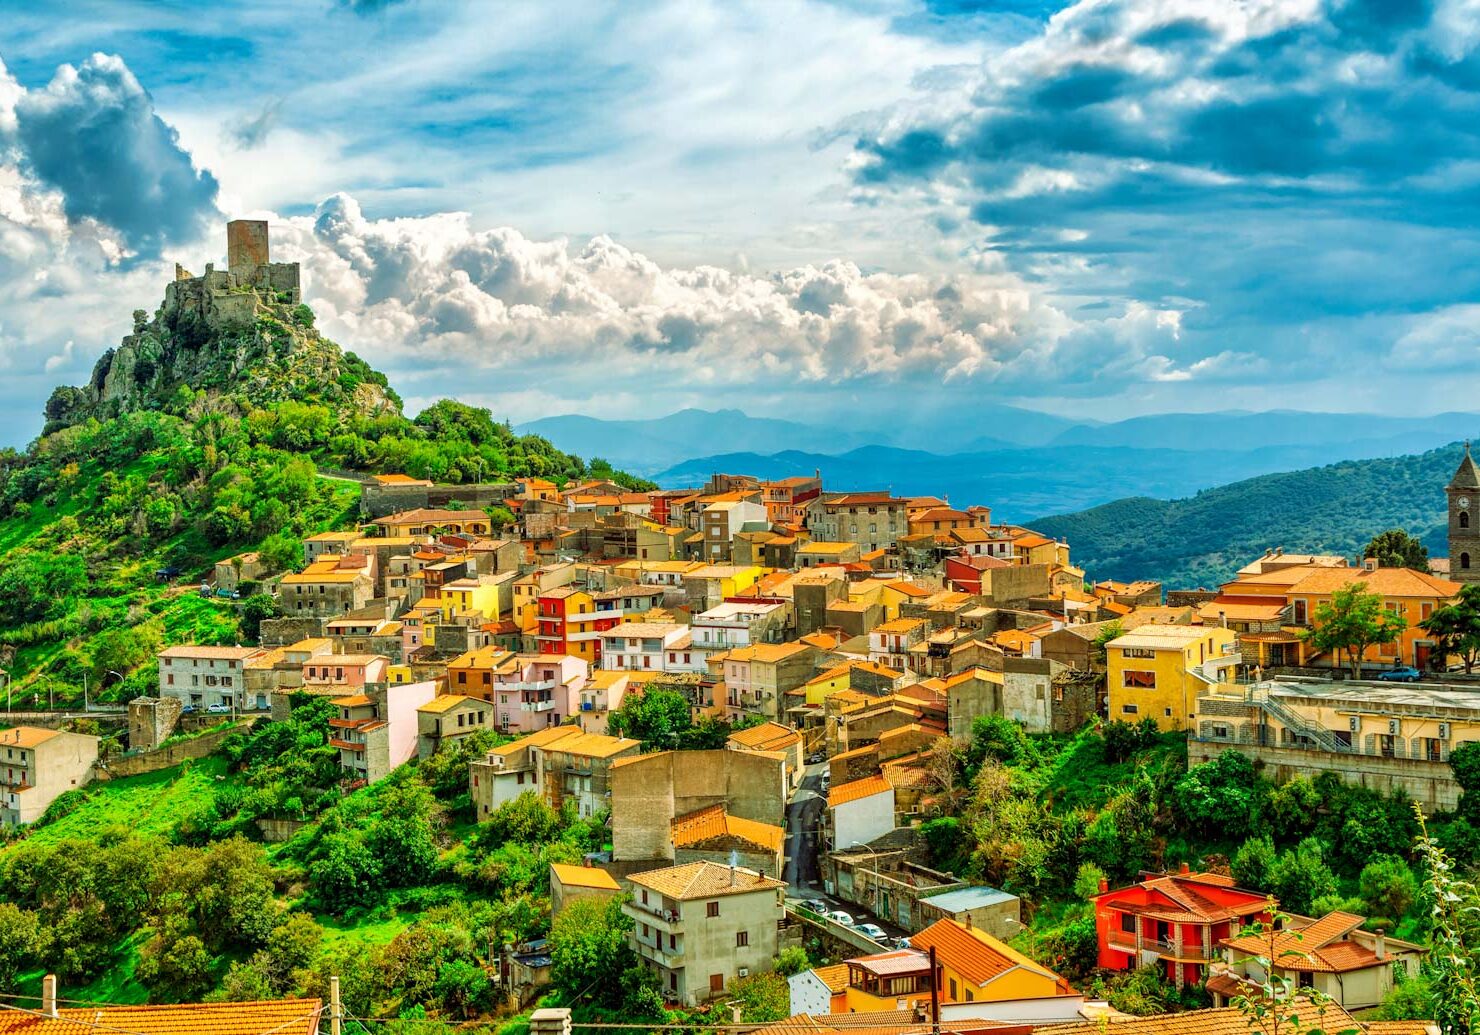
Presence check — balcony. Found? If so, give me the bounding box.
[623,899,681,931]
[521,700,556,713]
[329,737,365,752]
[632,939,684,969]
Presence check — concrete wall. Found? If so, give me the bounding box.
[982,564,1052,606]
[97,719,258,780]
[1002,658,1056,732]
[834,791,895,850]
[385,681,438,772]
[610,749,787,863]
[1189,738,1461,812]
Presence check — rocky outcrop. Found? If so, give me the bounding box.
[44,265,397,434]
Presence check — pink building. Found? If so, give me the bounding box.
[490,654,589,733]
[329,680,437,785]
[302,653,389,690]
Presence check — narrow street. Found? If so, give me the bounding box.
[783,759,827,894]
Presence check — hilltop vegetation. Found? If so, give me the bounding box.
[0,276,648,707]
[1034,443,1460,587]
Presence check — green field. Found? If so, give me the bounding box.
[22,755,232,843]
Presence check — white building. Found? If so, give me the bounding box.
[828,773,896,853]
[157,645,267,712]
[1,726,100,826]
[691,600,789,665]
[598,622,701,673]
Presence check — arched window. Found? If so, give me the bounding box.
[1462,512,1471,529]
[1464,552,1472,570]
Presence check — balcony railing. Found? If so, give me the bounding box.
[329,737,365,752]
[521,700,556,713]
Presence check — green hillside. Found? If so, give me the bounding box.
[1034,442,1463,588]
[0,270,647,708]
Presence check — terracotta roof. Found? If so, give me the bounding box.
[373,508,491,524]
[628,860,785,900]
[0,727,61,749]
[847,948,930,976]
[911,917,1066,990]
[330,694,374,707]
[829,773,893,808]
[417,694,473,714]
[809,964,852,994]
[1287,566,1461,599]
[1034,1001,1360,1035]
[551,862,622,891]
[158,645,263,660]
[671,803,784,852]
[728,720,802,752]
[1098,872,1266,923]
[1221,911,1419,973]
[0,999,323,1035]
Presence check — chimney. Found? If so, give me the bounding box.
[529,1009,572,1035]
[1376,929,1386,960]
[42,974,58,1019]
[1098,877,1109,894]
[1180,861,1191,875]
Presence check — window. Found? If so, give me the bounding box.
[1463,512,1471,529]
[736,931,749,947]
[949,978,958,1000]
[1122,704,1139,715]
[1465,553,1473,571]
[706,901,720,918]
[1123,670,1156,689]
[1120,912,1136,932]
[1121,647,1156,659]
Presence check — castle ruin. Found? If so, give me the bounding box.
[168,219,302,333]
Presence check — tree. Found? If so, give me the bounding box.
[548,895,637,1008]
[0,903,41,988]
[1173,751,1262,840]
[1452,742,1480,823]
[1102,718,1159,763]
[137,923,215,1002]
[239,594,282,644]
[1422,584,1480,673]
[966,714,1029,769]
[1358,855,1418,922]
[366,780,443,883]
[1074,862,1108,901]
[1231,835,1278,892]
[1091,621,1124,665]
[607,687,694,750]
[728,972,791,1022]
[1269,837,1338,915]
[1365,529,1430,572]
[774,946,811,977]
[1302,583,1407,678]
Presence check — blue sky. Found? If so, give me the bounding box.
[0,0,1478,447]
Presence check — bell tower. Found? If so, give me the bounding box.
[1448,442,1480,583]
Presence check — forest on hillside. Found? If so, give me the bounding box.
[1034,444,1460,587]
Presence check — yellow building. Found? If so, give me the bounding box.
[447,645,517,698]
[440,576,505,624]
[1106,624,1238,731]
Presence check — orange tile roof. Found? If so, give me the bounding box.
[911,918,1066,990]
[810,963,852,994]
[628,859,785,900]
[728,720,802,752]
[1221,911,1417,973]
[1034,1001,1360,1035]
[671,803,784,852]
[0,1000,323,1035]
[551,862,622,891]
[828,773,892,808]
[1287,566,1462,599]
[0,726,61,749]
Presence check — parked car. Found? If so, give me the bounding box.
[806,751,826,764]
[207,703,232,714]
[893,936,912,949]
[181,704,197,714]
[827,910,854,927]
[855,923,887,941]
[801,899,828,915]
[1375,665,1422,682]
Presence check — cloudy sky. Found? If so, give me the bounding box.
[1,0,1479,447]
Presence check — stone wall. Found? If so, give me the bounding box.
[128,695,182,751]
[260,616,327,647]
[610,749,787,863]
[1188,738,1461,812]
[96,718,258,780]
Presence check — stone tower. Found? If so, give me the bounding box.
[227,219,270,270]
[1448,442,1480,583]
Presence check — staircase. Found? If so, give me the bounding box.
[1253,689,1351,754]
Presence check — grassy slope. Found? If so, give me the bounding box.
[1034,441,1459,587]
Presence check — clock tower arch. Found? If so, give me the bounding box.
[1448,442,1480,584]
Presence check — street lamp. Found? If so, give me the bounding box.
[849,841,883,921]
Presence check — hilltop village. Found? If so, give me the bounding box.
[2,225,1476,1034]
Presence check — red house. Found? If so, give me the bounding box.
[1092,865,1271,988]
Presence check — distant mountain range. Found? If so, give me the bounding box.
[1033,442,1465,589]
[519,407,1480,483]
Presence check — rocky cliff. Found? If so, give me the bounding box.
[43,264,397,434]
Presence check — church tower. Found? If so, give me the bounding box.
[1448,442,1480,583]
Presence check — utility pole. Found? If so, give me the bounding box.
[929,944,940,1035]
[330,975,342,1035]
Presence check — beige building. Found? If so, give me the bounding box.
[1216,910,1424,1011]
[328,680,437,785]
[1,726,100,826]
[717,642,817,722]
[469,726,642,821]
[609,748,789,865]
[416,695,493,757]
[624,861,786,1005]
[157,645,267,712]
[808,493,909,552]
[1192,679,1480,812]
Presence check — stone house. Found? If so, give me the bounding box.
[416,694,493,757]
[550,862,622,916]
[157,645,267,712]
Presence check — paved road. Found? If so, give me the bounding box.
[784,760,828,894]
